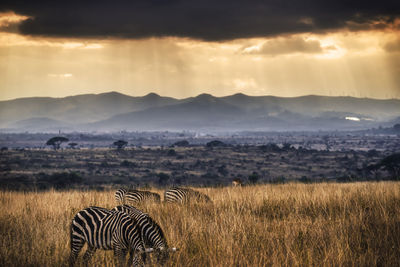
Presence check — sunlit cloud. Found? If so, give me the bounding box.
[241,36,331,57]
[232,78,258,90]
[0,11,30,31]
[48,73,73,78]
[0,31,105,49]
[345,17,400,32]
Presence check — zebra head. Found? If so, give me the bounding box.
[194,190,212,203]
[201,193,212,203]
[156,246,170,265]
[130,248,146,267]
[153,193,162,203]
[145,247,179,265]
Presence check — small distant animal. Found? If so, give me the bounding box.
[232,178,243,187]
[69,206,145,267]
[115,188,161,204]
[164,187,212,203]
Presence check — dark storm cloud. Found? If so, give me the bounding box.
[0,0,399,41]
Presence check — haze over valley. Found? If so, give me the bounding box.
[1,91,399,133]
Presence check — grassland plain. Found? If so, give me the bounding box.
[0,182,399,266]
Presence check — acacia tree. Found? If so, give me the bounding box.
[113,140,128,150]
[367,153,400,180]
[379,153,400,180]
[248,172,260,184]
[46,136,69,150]
[68,142,78,149]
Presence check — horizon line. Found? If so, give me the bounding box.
[1,90,400,102]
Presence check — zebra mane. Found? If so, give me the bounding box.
[119,204,150,216]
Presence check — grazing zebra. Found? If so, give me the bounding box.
[69,206,146,267]
[115,188,128,204]
[114,205,174,264]
[164,187,212,203]
[126,190,161,204]
[115,189,161,204]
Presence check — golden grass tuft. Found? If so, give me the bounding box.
[1,182,400,266]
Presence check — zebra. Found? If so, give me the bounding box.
[114,205,175,265]
[164,187,212,203]
[69,206,146,267]
[126,190,161,204]
[115,188,161,204]
[115,188,128,204]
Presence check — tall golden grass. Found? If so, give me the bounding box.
[0,182,399,266]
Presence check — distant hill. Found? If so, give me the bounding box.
[0,92,399,132]
[7,117,71,132]
[87,93,244,131]
[0,91,179,126]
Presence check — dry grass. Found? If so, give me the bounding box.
[1,182,400,266]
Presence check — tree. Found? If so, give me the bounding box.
[46,136,69,150]
[367,153,400,180]
[248,172,260,184]
[173,140,190,147]
[379,153,400,180]
[282,143,293,152]
[113,140,128,150]
[259,143,281,152]
[206,140,226,148]
[68,142,78,149]
[158,172,170,185]
[167,149,177,156]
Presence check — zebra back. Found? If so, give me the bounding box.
[164,187,212,203]
[125,190,161,204]
[70,206,145,266]
[113,205,168,249]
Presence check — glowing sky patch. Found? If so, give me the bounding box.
[345,117,361,121]
[48,73,73,78]
[0,8,399,100]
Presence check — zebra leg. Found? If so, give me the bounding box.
[82,245,96,265]
[113,247,128,267]
[69,237,85,267]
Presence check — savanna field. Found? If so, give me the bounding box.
[1,182,400,266]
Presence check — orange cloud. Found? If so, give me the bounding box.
[241,36,330,56]
[0,11,30,32]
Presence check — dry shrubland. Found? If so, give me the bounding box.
[1,182,400,266]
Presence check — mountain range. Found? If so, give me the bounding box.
[0,92,399,132]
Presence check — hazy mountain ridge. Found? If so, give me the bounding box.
[0,92,179,126]
[1,92,399,132]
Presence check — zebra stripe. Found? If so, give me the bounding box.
[125,190,161,204]
[115,188,128,204]
[164,187,212,203]
[69,206,145,267]
[114,205,169,265]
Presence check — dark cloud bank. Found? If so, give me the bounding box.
[1,0,399,40]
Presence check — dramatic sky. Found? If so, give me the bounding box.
[0,1,399,100]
